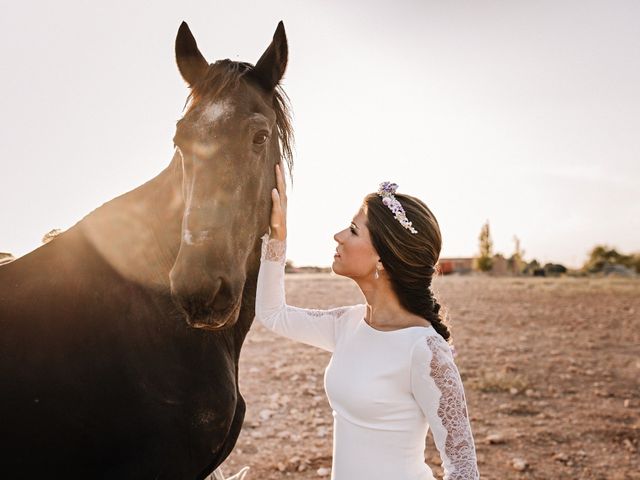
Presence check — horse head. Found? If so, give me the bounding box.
[169,22,292,331]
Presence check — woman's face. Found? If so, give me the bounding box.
[332,207,379,279]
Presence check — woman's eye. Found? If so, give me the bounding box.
[253,131,269,145]
[349,226,357,235]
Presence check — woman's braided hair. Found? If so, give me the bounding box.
[363,192,451,342]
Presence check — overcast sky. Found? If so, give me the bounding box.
[1,0,638,268]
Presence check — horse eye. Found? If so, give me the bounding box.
[253,131,269,145]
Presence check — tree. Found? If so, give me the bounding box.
[544,262,567,276]
[474,220,493,272]
[508,235,525,275]
[583,245,640,273]
[521,258,541,275]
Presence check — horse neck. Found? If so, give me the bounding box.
[79,151,184,292]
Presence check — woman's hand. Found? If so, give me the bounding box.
[269,162,287,241]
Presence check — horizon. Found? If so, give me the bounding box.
[0,221,630,271]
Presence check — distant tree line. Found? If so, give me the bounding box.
[474,220,638,277]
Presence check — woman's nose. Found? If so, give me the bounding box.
[333,231,342,243]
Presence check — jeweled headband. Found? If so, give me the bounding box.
[377,182,418,234]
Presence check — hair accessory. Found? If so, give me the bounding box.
[377,182,418,234]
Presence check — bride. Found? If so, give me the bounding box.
[254,163,480,479]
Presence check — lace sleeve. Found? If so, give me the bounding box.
[410,335,480,480]
[260,233,286,265]
[255,234,356,352]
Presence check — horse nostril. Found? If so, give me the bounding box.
[173,277,233,315]
[211,277,233,311]
[170,269,243,327]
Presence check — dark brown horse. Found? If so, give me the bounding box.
[0,21,292,479]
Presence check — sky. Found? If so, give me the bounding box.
[1,0,638,269]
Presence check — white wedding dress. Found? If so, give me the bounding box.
[254,236,480,480]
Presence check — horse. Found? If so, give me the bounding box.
[0,20,292,479]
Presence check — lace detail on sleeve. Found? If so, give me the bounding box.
[260,233,286,265]
[413,336,480,480]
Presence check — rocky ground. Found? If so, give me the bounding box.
[217,274,640,480]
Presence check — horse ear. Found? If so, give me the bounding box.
[175,21,209,87]
[252,21,288,90]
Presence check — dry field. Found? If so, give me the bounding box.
[219,274,640,480]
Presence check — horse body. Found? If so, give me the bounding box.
[0,156,251,479]
[0,21,290,479]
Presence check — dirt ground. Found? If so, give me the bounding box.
[217,274,640,480]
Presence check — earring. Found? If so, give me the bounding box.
[374,268,380,280]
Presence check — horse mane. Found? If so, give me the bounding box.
[183,59,294,176]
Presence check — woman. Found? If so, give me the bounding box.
[255,163,480,480]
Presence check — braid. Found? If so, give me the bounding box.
[363,191,451,342]
[425,289,451,342]
[385,266,451,342]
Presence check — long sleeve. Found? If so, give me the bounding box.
[410,335,480,480]
[255,234,354,353]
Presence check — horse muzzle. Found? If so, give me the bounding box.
[169,271,244,331]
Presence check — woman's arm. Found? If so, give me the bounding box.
[254,163,354,352]
[410,335,480,480]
